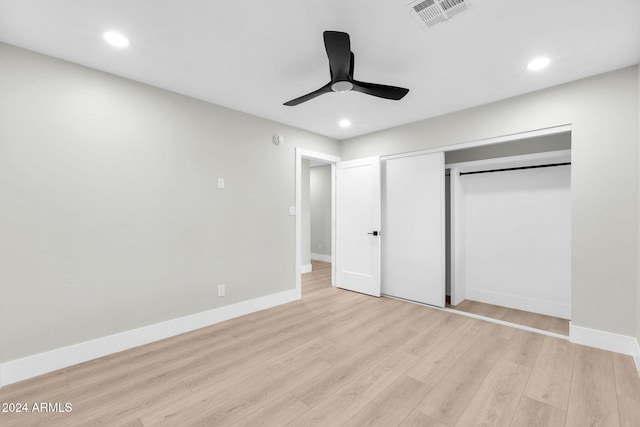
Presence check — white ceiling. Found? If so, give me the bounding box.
[0,0,639,140]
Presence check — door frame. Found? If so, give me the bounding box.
[295,148,340,299]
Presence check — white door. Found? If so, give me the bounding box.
[336,156,381,297]
[382,152,445,307]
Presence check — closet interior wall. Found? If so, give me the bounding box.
[446,133,572,319]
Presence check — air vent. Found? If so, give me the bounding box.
[407,0,471,28]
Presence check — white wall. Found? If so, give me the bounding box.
[461,165,571,318]
[0,43,340,364]
[310,165,332,258]
[342,66,639,337]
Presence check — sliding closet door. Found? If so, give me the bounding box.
[382,152,445,307]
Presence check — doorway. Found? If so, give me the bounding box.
[295,149,339,298]
[309,162,333,266]
[300,159,333,275]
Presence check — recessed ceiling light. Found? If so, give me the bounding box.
[103,31,130,48]
[527,57,550,71]
[339,119,351,128]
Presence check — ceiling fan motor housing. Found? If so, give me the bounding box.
[331,81,354,92]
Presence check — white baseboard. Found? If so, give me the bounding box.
[0,289,298,388]
[570,323,640,371]
[301,263,313,274]
[311,253,332,263]
[465,288,570,319]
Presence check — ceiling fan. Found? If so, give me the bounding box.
[283,31,409,106]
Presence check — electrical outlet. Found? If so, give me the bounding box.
[217,284,225,297]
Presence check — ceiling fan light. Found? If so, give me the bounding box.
[331,81,354,92]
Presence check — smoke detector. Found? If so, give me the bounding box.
[407,0,472,28]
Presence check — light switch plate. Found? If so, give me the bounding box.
[288,206,296,216]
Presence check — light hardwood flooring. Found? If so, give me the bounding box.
[1,260,639,426]
[447,299,570,336]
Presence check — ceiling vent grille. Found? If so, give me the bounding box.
[407,0,471,28]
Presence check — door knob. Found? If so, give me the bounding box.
[367,231,379,236]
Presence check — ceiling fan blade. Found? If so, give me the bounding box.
[283,82,332,106]
[352,80,409,100]
[349,52,354,77]
[323,31,351,81]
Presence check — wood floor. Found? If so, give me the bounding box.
[1,260,639,426]
[447,299,570,336]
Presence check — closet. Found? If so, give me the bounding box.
[380,131,571,320]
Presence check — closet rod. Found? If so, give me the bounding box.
[459,162,571,176]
